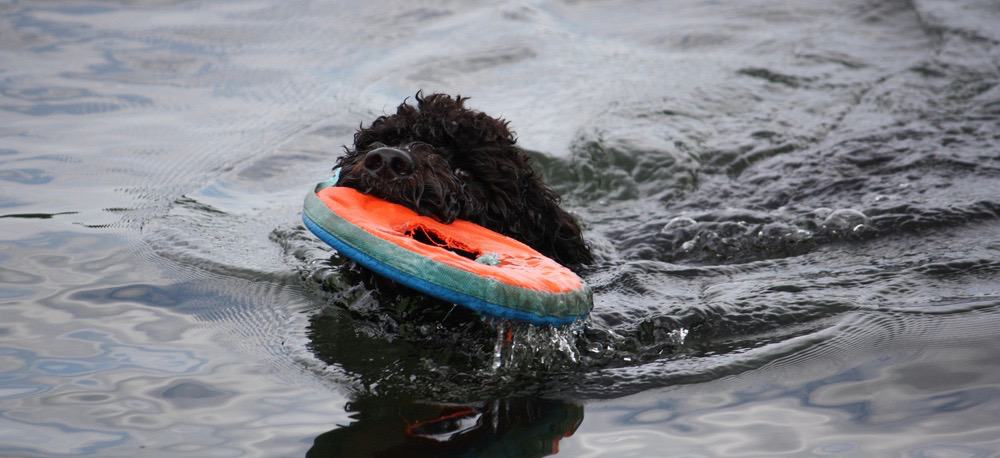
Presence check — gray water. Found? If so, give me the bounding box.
[3,0,1000,456]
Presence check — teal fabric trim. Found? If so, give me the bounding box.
[314,168,340,193]
[302,189,592,325]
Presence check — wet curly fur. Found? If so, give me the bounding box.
[334,92,592,268]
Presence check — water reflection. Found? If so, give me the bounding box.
[308,397,583,458]
[303,270,586,457]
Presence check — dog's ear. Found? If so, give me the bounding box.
[457,146,593,268]
[552,208,594,266]
[521,178,594,268]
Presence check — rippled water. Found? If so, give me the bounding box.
[3,0,1000,456]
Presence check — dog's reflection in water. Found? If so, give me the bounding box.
[307,397,583,458]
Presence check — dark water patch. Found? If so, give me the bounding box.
[914,258,1000,276]
[70,283,183,309]
[0,80,155,116]
[867,201,1000,231]
[0,168,53,184]
[2,85,93,102]
[0,211,78,219]
[171,195,226,215]
[737,67,816,88]
[0,83,153,113]
[0,266,46,285]
[2,231,124,254]
[538,139,701,204]
[1,101,138,116]
[723,142,799,178]
[156,380,234,409]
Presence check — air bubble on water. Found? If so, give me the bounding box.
[681,239,697,251]
[821,208,868,233]
[662,216,697,232]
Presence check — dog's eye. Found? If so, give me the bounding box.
[455,168,471,180]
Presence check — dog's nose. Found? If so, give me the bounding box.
[364,147,414,178]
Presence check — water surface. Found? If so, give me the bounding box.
[2,0,1000,456]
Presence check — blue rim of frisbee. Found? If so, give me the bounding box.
[302,179,592,326]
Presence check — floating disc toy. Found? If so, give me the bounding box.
[302,177,592,325]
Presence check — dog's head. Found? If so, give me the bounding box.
[335,92,593,267]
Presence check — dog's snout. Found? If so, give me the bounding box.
[364,147,414,178]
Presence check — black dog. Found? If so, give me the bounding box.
[335,92,592,268]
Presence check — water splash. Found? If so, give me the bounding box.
[487,319,582,372]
